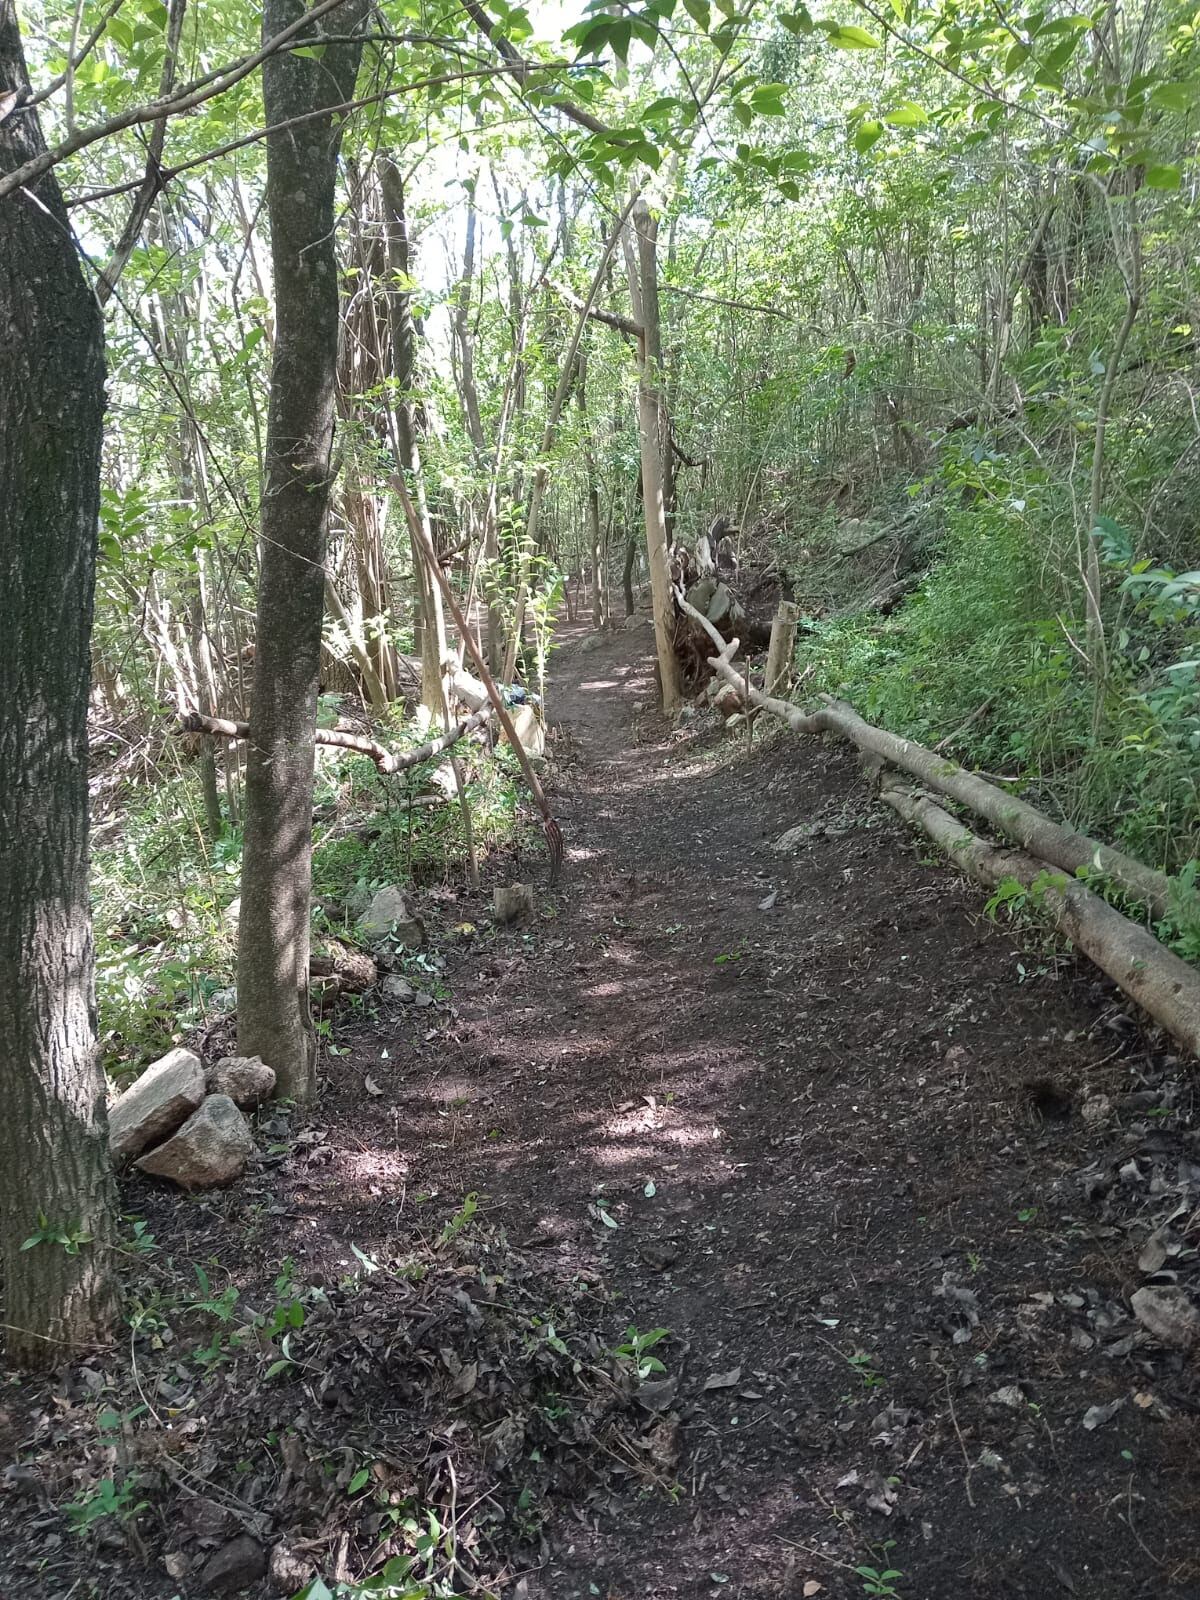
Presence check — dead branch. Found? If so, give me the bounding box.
[178,708,491,777]
[682,588,1186,925]
[546,278,642,340]
[881,777,1200,1056]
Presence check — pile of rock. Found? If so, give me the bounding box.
[108,1048,275,1190]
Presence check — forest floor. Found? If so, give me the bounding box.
[6,620,1200,1600]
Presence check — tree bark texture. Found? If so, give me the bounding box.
[628,199,683,714]
[0,0,117,1366]
[237,0,366,1100]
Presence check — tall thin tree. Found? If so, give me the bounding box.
[237,0,367,1100]
[0,0,116,1365]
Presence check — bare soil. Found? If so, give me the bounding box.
[5,618,1200,1600]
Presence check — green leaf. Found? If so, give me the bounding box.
[884,101,928,126]
[1145,162,1181,189]
[780,5,814,32]
[1005,39,1030,73]
[823,21,881,47]
[348,1467,371,1495]
[609,18,634,60]
[853,118,884,152]
[749,82,788,114]
[683,0,711,28]
[1150,81,1198,112]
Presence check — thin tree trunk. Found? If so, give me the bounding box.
[576,348,605,629]
[626,198,683,714]
[0,0,117,1366]
[237,0,366,1101]
[378,154,448,720]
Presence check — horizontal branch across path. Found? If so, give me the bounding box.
[179,707,491,776]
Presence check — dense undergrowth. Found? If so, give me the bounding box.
[792,435,1200,892]
[91,720,532,1080]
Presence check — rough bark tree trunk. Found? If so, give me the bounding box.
[626,198,683,714]
[237,0,366,1101]
[0,0,117,1366]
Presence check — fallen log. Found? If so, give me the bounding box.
[678,588,1186,924]
[673,586,1200,1054]
[880,777,1200,1057]
[179,708,492,777]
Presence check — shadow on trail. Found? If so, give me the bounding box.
[284,619,1199,1600]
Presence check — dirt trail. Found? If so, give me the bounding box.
[7,621,1198,1600]
[363,620,1198,1599]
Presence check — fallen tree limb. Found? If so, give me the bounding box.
[880,777,1200,1056]
[179,708,491,776]
[677,588,1187,924]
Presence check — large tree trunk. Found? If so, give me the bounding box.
[0,0,117,1366]
[237,0,366,1101]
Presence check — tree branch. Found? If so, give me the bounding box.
[179,708,492,776]
[0,0,355,202]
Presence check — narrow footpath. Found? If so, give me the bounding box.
[10,620,1199,1600]
[365,620,1200,1599]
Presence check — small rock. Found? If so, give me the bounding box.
[1132,1285,1200,1351]
[108,1048,205,1162]
[772,824,814,853]
[163,1551,190,1580]
[494,883,535,924]
[269,1541,313,1594]
[359,885,425,948]
[382,974,415,1002]
[135,1096,255,1190]
[987,1384,1026,1409]
[1138,1229,1170,1274]
[201,1533,266,1595]
[209,987,237,1014]
[1081,1094,1112,1127]
[1082,1398,1124,1430]
[206,1055,275,1110]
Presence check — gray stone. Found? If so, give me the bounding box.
[108,1048,205,1162]
[1131,1285,1200,1351]
[706,582,735,627]
[200,1534,267,1595]
[268,1542,313,1594]
[494,883,535,924]
[358,885,425,948]
[135,1096,255,1190]
[205,1055,276,1110]
[772,823,817,853]
[382,974,416,1002]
